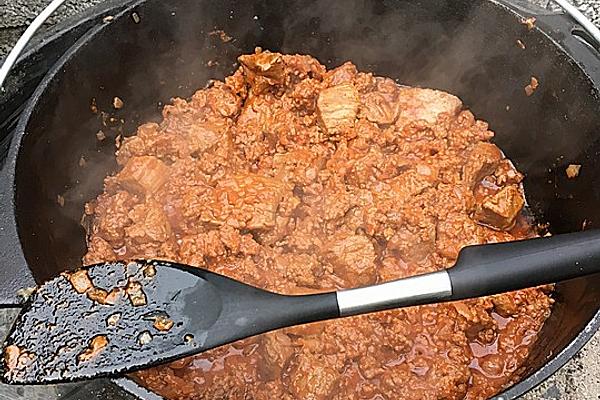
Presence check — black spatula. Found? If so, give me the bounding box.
[3,229,600,385]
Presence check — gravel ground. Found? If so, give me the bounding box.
[0,0,599,399]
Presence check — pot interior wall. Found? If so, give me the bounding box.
[12,0,600,395]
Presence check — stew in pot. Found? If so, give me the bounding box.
[82,50,553,400]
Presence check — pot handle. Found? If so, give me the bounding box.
[499,0,600,43]
[0,163,36,307]
[0,0,68,90]
[498,0,600,84]
[552,0,600,43]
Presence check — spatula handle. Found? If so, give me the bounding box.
[448,228,600,300]
[336,229,600,317]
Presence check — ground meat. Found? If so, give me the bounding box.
[84,50,553,400]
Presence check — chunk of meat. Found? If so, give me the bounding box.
[317,83,360,135]
[387,165,438,202]
[239,51,286,90]
[116,156,170,196]
[396,88,462,127]
[323,232,377,285]
[86,288,109,304]
[387,225,436,263]
[185,122,226,155]
[359,78,402,126]
[92,191,139,245]
[116,123,190,165]
[453,301,497,341]
[322,62,358,86]
[260,332,294,380]
[125,200,172,244]
[491,294,521,318]
[286,353,339,400]
[472,185,525,231]
[83,236,115,265]
[462,143,503,188]
[360,91,401,126]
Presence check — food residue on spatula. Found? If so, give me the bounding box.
[126,279,147,306]
[67,270,93,294]
[78,335,109,363]
[3,345,36,373]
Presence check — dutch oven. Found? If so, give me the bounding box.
[1,0,600,398]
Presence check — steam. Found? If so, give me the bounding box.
[43,0,597,269]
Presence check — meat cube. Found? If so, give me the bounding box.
[239,51,286,94]
[4,345,20,371]
[386,165,438,203]
[86,287,109,304]
[566,164,581,179]
[239,51,286,84]
[317,83,360,135]
[117,156,169,196]
[260,332,295,380]
[92,191,139,245]
[125,200,172,243]
[116,123,190,165]
[286,353,339,400]
[185,122,225,155]
[322,62,358,86]
[116,123,159,165]
[490,293,521,317]
[83,236,116,265]
[472,185,525,231]
[208,174,292,230]
[126,279,147,307]
[360,91,401,126]
[462,142,503,188]
[396,88,462,127]
[387,225,436,263]
[323,232,377,285]
[359,78,403,126]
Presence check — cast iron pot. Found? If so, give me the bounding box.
[1,0,600,398]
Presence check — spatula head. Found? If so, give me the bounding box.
[1,260,274,384]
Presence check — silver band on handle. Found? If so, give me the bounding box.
[336,270,453,317]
